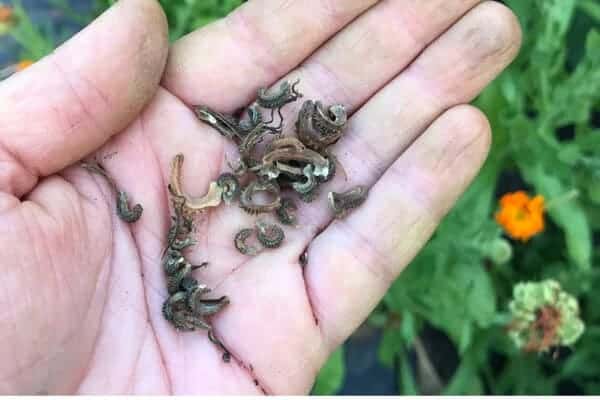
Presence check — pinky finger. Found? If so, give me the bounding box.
[305,104,492,348]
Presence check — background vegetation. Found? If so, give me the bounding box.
[1,0,599,395]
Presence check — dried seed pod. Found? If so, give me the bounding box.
[186,285,213,311]
[299,187,320,203]
[296,100,347,152]
[261,145,330,179]
[187,314,212,330]
[226,156,251,177]
[277,162,304,176]
[171,237,197,251]
[257,79,302,110]
[180,276,200,292]
[167,199,194,236]
[162,301,174,322]
[238,103,263,133]
[81,161,144,223]
[313,102,347,137]
[166,215,180,248]
[265,137,306,154]
[195,105,242,141]
[216,172,241,204]
[163,248,186,275]
[167,262,193,294]
[238,123,270,163]
[328,185,369,219]
[189,294,229,317]
[276,198,298,226]
[169,153,224,215]
[162,291,187,322]
[116,191,143,223]
[163,200,196,259]
[234,228,260,256]
[172,311,208,332]
[292,164,319,195]
[318,152,337,183]
[256,219,285,249]
[240,180,281,215]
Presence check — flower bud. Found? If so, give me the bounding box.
[487,238,513,265]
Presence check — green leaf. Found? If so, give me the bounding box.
[398,345,418,395]
[579,0,600,22]
[526,169,592,270]
[401,311,417,345]
[9,0,56,60]
[378,327,403,368]
[312,347,345,395]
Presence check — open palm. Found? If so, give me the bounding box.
[0,0,521,394]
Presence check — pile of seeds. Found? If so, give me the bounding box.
[159,80,368,358]
[161,184,231,361]
[83,80,369,360]
[194,79,369,252]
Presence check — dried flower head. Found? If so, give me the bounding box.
[508,279,584,353]
[495,191,545,241]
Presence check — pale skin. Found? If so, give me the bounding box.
[0,0,521,394]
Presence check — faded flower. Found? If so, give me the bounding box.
[508,279,584,353]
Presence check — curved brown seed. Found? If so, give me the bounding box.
[239,181,281,215]
[234,228,260,256]
[169,153,224,214]
[216,172,241,204]
[328,185,369,219]
[276,198,298,226]
[296,100,347,152]
[256,79,302,109]
[292,164,319,195]
[256,219,285,249]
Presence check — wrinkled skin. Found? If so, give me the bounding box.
[0,0,521,394]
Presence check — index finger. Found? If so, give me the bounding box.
[161,0,379,110]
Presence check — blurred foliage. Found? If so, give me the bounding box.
[2,0,599,395]
[375,0,600,395]
[312,347,345,395]
[95,0,245,41]
[5,0,56,60]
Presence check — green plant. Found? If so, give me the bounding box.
[6,0,57,60]
[370,0,600,395]
[95,0,244,41]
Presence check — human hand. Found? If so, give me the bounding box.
[0,0,521,394]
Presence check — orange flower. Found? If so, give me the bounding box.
[495,191,545,242]
[0,5,13,23]
[16,59,33,71]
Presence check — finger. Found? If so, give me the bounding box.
[162,0,379,109]
[0,0,168,197]
[287,0,483,115]
[332,1,521,185]
[306,105,492,348]
[293,1,521,228]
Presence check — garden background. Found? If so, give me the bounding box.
[1,0,599,395]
